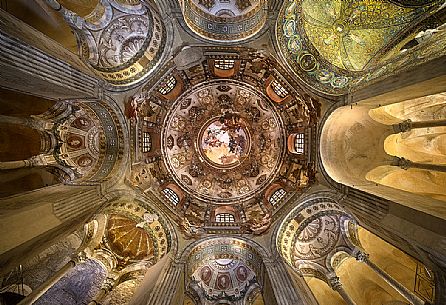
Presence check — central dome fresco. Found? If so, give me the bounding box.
[162,81,284,204]
[127,48,319,237]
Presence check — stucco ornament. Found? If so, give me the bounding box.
[49,0,165,86]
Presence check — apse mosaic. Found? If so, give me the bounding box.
[276,0,441,94]
[36,100,124,184]
[185,238,264,303]
[191,259,258,302]
[277,197,360,282]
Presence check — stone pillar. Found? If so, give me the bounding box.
[391,157,446,172]
[329,276,357,305]
[393,119,446,133]
[0,10,100,100]
[17,251,87,305]
[146,259,183,305]
[0,185,106,277]
[0,155,47,170]
[355,252,426,305]
[263,259,312,305]
[0,115,50,131]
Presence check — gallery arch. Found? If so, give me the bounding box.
[179,0,268,42]
[320,87,446,220]
[38,0,169,88]
[276,194,436,305]
[6,195,177,305]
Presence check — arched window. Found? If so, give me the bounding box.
[271,80,288,98]
[215,213,235,223]
[158,76,176,95]
[269,188,286,206]
[214,59,235,70]
[162,188,179,206]
[294,133,305,154]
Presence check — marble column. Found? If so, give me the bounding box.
[391,157,446,173]
[393,119,446,133]
[263,259,314,305]
[17,252,87,305]
[146,259,183,305]
[329,276,357,305]
[355,252,426,305]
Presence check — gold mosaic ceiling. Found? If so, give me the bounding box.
[301,0,425,71]
[277,0,441,94]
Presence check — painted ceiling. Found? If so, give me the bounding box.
[162,80,284,204]
[126,48,320,238]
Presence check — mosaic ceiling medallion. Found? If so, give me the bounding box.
[162,80,285,204]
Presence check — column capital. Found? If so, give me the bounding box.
[391,157,413,170]
[354,251,369,263]
[101,277,116,292]
[328,276,342,290]
[26,155,48,167]
[72,250,88,265]
[393,119,413,133]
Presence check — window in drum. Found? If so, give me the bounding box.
[142,132,152,153]
[158,76,176,95]
[215,213,235,223]
[271,80,289,98]
[269,188,286,206]
[294,133,305,154]
[162,188,179,206]
[214,59,235,70]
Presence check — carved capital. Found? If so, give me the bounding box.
[328,276,342,290]
[355,251,369,263]
[26,154,47,167]
[391,157,413,170]
[73,250,88,264]
[393,119,412,133]
[101,277,116,292]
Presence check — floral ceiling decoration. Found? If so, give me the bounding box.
[97,199,173,269]
[125,47,321,238]
[276,0,442,95]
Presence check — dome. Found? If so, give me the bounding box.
[181,0,267,42]
[58,0,166,87]
[128,49,319,237]
[162,80,285,203]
